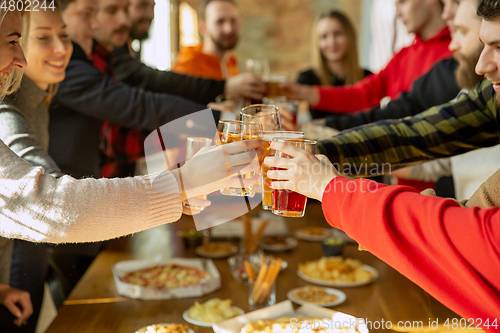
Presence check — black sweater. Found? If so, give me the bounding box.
[111,45,226,104]
[297,68,372,119]
[323,57,460,131]
[49,42,207,179]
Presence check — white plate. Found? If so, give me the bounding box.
[259,237,298,251]
[287,287,346,307]
[195,244,238,258]
[182,307,245,327]
[297,264,379,287]
[294,228,332,241]
[135,323,195,333]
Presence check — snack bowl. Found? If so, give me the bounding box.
[135,323,194,333]
[228,253,287,286]
[321,237,344,257]
[178,230,208,249]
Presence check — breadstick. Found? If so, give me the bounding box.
[244,260,255,281]
[252,262,268,302]
[243,216,252,253]
[248,220,269,253]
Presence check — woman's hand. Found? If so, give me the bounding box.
[264,141,339,201]
[173,139,265,200]
[0,284,32,327]
[279,82,320,106]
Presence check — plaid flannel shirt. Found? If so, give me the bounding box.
[319,80,499,176]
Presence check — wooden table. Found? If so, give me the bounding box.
[45,202,459,333]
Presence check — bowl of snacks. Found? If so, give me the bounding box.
[182,298,244,327]
[227,253,287,285]
[178,230,208,249]
[321,237,344,257]
[135,323,194,333]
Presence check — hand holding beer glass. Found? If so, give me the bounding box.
[216,120,263,196]
[260,131,304,210]
[265,138,319,217]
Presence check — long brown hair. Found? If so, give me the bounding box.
[311,10,364,86]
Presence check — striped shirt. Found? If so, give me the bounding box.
[319,80,499,176]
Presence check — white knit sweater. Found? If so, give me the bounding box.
[0,136,183,244]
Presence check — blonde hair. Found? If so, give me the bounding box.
[0,9,30,99]
[311,10,364,86]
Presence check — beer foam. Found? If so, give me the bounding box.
[264,133,303,141]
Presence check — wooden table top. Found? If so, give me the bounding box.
[45,202,459,333]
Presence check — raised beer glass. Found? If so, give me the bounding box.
[269,138,318,217]
[260,131,304,210]
[216,120,263,196]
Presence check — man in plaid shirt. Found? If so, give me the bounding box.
[319,79,498,176]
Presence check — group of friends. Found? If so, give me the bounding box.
[0,0,498,331]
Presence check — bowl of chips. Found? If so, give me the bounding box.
[182,298,244,327]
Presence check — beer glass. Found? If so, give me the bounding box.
[269,138,318,217]
[260,131,304,210]
[245,58,270,78]
[240,104,281,131]
[245,58,270,104]
[262,96,300,125]
[262,72,288,98]
[216,120,263,196]
[182,137,213,210]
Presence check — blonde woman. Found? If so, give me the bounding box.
[0,7,263,329]
[297,10,371,119]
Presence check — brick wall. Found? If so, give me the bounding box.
[179,0,362,80]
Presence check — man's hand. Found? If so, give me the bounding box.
[0,284,32,327]
[279,82,320,106]
[225,73,265,100]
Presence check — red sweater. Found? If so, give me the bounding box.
[322,177,500,331]
[314,27,452,113]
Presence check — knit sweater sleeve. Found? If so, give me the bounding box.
[321,177,500,329]
[0,107,63,178]
[0,138,182,244]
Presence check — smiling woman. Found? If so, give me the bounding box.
[24,6,73,95]
[0,9,29,98]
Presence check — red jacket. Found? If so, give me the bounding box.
[321,177,500,331]
[314,27,452,113]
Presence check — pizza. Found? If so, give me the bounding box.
[240,317,361,333]
[121,264,210,288]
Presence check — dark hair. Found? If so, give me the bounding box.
[477,0,500,21]
[199,0,238,21]
[56,0,76,11]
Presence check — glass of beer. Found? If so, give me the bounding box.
[269,138,318,217]
[216,120,263,196]
[262,96,300,125]
[182,137,213,210]
[240,104,281,131]
[263,72,288,98]
[261,131,304,210]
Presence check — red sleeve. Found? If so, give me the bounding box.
[322,177,500,330]
[313,61,392,113]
